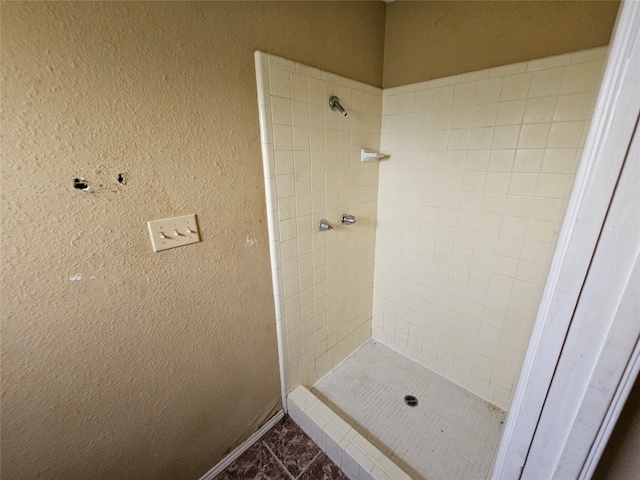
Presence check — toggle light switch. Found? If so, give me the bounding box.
[147,214,201,252]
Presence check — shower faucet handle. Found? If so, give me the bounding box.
[318,219,333,231]
[341,214,356,225]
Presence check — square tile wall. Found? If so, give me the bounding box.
[255,52,383,393]
[372,47,607,409]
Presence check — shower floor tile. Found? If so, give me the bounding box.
[312,341,506,480]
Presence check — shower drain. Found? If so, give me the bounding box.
[404,395,419,407]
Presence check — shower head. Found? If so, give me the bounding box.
[329,96,347,117]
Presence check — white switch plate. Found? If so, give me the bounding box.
[147,214,201,252]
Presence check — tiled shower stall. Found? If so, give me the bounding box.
[255,47,606,479]
[255,52,383,393]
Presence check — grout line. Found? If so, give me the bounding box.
[294,451,322,480]
[263,441,296,480]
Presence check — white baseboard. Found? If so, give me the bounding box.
[199,409,285,480]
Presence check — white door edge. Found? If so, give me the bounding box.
[492,1,640,478]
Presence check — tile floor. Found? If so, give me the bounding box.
[312,341,506,480]
[215,416,348,480]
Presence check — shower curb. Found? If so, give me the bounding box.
[287,386,411,480]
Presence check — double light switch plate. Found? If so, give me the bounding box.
[147,214,200,252]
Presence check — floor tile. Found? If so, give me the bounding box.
[215,441,289,480]
[214,416,346,480]
[262,416,321,477]
[299,452,348,480]
[312,340,506,480]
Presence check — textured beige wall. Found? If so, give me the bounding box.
[0,2,385,479]
[383,1,619,88]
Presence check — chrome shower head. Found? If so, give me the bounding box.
[329,96,347,117]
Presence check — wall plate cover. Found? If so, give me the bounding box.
[147,214,200,252]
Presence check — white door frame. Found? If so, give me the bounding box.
[523,111,639,479]
[492,1,640,478]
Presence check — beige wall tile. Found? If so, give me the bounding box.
[374,49,603,410]
[259,55,382,393]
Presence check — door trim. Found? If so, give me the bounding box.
[491,1,640,477]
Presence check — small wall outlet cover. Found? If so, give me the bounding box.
[147,214,201,252]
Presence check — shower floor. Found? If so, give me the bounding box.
[312,341,506,480]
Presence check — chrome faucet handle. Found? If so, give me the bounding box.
[341,214,356,225]
[318,219,333,231]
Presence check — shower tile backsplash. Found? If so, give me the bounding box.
[255,52,382,393]
[372,47,607,409]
